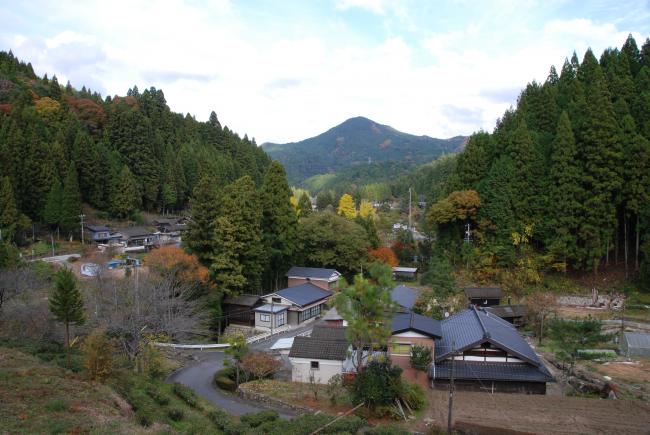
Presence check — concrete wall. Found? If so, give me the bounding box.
[290,357,343,384]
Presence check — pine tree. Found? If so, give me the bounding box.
[621,115,650,270]
[209,217,246,295]
[49,268,85,368]
[111,166,140,218]
[185,175,220,265]
[59,163,82,233]
[337,193,357,219]
[298,192,312,217]
[0,176,20,242]
[548,112,583,268]
[577,49,624,274]
[43,177,63,229]
[260,162,298,290]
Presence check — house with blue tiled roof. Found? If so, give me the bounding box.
[286,266,341,290]
[254,282,333,331]
[429,305,554,394]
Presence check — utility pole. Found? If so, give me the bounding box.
[79,213,86,245]
[271,298,274,335]
[447,341,456,435]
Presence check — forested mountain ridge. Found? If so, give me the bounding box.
[0,49,269,240]
[429,35,650,281]
[263,116,466,183]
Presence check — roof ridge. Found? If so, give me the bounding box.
[471,305,490,339]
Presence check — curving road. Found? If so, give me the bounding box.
[167,324,315,418]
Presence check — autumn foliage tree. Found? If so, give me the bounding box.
[369,246,399,267]
[337,193,357,219]
[145,246,208,287]
[240,352,282,381]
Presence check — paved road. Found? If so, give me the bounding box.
[167,323,315,418]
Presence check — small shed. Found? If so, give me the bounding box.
[464,287,502,307]
[223,294,261,327]
[392,266,418,281]
[621,332,650,357]
[485,304,528,326]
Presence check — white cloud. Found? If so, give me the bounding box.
[2,1,646,144]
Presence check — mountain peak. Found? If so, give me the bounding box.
[263,117,467,183]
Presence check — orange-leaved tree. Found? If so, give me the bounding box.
[369,246,399,267]
[145,246,208,285]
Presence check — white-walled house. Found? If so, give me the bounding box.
[289,325,349,384]
[254,283,333,331]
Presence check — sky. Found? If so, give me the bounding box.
[1,0,649,144]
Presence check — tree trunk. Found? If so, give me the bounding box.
[623,216,627,278]
[634,213,640,272]
[606,239,610,266]
[65,321,70,369]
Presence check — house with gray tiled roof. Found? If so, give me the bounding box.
[255,283,333,331]
[429,305,553,394]
[289,325,349,384]
[286,266,341,290]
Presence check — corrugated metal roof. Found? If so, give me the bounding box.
[435,306,541,366]
[286,266,341,280]
[273,283,333,307]
[391,311,442,338]
[429,360,554,383]
[393,267,418,273]
[624,332,650,349]
[464,287,502,299]
[391,285,420,309]
[254,304,288,313]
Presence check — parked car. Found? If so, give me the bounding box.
[105,259,125,270]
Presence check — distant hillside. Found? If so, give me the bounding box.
[262,116,467,183]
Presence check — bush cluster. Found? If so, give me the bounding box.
[240,410,279,428]
[172,382,198,408]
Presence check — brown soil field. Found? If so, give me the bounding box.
[419,388,650,434]
[588,358,650,385]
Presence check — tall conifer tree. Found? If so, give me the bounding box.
[59,163,82,233]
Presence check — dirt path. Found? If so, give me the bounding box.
[419,389,650,434]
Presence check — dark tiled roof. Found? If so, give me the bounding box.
[287,266,341,280]
[391,311,442,338]
[310,325,347,341]
[391,285,420,309]
[429,361,554,383]
[117,226,157,238]
[274,283,332,307]
[321,307,343,321]
[86,225,110,232]
[435,306,541,366]
[289,336,349,360]
[223,294,261,307]
[485,304,528,318]
[464,287,502,299]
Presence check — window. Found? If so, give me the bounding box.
[272,297,282,304]
[310,361,319,370]
[277,312,285,326]
[391,342,411,356]
[260,314,270,322]
[298,304,322,322]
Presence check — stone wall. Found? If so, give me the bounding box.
[236,388,313,414]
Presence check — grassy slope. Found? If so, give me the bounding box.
[0,347,141,434]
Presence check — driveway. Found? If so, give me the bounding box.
[167,323,315,418]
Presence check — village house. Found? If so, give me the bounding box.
[254,283,333,331]
[286,266,341,290]
[222,294,262,328]
[289,325,349,384]
[115,227,159,252]
[464,286,502,307]
[485,304,528,326]
[391,285,420,311]
[84,225,120,244]
[389,311,442,385]
[429,305,553,394]
[152,217,189,245]
[392,266,418,281]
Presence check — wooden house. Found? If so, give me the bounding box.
[254,283,333,331]
[392,266,418,281]
[286,266,341,290]
[429,305,553,394]
[464,286,502,307]
[222,294,262,327]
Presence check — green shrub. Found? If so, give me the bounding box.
[136,410,153,427]
[167,408,184,421]
[214,366,236,380]
[44,399,68,412]
[214,376,237,391]
[172,382,198,408]
[396,381,426,410]
[353,360,403,408]
[145,385,170,405]
[241,410,279,427]
[207,409,243,435]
